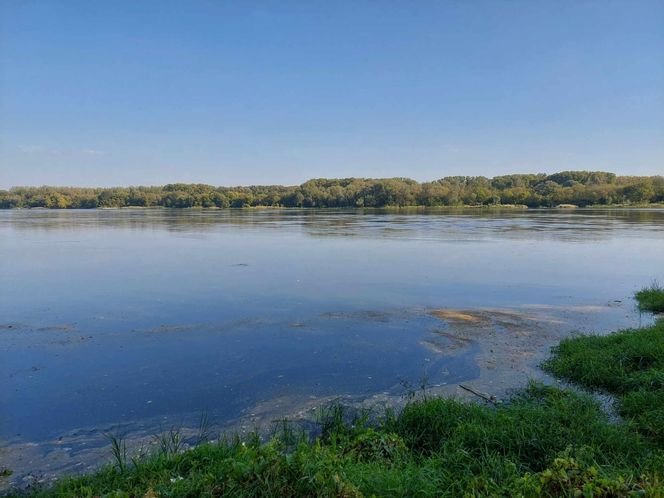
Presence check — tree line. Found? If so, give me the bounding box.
[2,171,663,209]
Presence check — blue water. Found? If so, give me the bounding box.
[1,208,663,443]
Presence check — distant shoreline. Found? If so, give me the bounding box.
[3,203,664,210]
[2,171,663,209]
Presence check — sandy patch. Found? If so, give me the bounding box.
[429,310,483,322]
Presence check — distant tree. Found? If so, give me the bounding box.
[621,180,656,204]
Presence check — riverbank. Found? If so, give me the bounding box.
[4,203,664,211]
[2,287,663,497]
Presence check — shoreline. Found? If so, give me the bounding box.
[2,203,664,211]
[1,299,654,495]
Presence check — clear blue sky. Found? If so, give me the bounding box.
[1,1,663,187]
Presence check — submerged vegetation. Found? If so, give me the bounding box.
[2,171,664,209]
[4,286,664,497]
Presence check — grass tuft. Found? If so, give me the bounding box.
[105,432,127,474]
[635,281,664,313]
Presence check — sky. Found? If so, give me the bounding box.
[1,1,663,188]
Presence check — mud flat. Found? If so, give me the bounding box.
[424,303,640,400]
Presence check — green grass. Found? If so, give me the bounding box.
[5,383,663,497]
[635,283,664,313]
[544,319,664,447]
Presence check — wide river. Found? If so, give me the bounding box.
[1,208,663,484]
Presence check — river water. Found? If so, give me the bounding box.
[1,208,663,484]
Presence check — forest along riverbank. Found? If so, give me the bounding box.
[2,171,663,208]
[0,296,655,494]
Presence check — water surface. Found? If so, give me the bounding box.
[2,208,663,472]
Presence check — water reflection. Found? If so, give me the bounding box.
[2,208,664,243]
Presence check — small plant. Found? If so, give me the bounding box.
[635,281,664,313]
[270,418,308,451]
[154,426,184,457]
[399,375,430,401]
[194,410,213,446]
[319,402,375,446]
[319,401,349,443]
[518,447,662,496]
[344,428,406,463]
[105,432,127,473]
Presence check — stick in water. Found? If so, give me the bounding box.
[459,384,500,404]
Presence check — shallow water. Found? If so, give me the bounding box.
[1,208,663,479]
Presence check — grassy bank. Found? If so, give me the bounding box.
[4,288,664,497]
[544,287,664,446]
[6,384,663,498]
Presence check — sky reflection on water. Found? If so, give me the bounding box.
[1,208,663,444]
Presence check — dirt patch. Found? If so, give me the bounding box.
[422,304,633,401]
[429,310,484,323]
[429,308,563,331]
